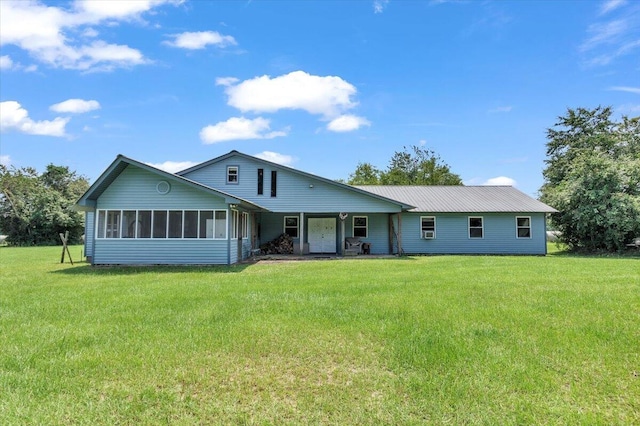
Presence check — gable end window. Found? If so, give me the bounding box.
[271,171,277,197]
[421,216,436,239]
[257,168,264,195]
[516,216,531,238]
[227,166,239,184]
[284,216,299,238]
[469,216,484,239]
[353,216,368,238]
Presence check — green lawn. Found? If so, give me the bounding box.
[1,246,639,425]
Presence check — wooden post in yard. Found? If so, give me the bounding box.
[59,231,74,265]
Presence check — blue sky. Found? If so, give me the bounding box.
[1,0,638,197]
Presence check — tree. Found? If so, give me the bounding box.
[347,162,382,185]
[0,164,89,246]
[346,145,462,186]
[540,106,640,252]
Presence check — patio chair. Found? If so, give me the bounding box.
[345,237,363,254]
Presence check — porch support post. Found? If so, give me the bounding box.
[299,212,304,255]
[340,218,345,255]
[388,214,394,254]
[397,213,403,255]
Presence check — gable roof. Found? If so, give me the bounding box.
[355,185,557,213]
[178,150,415,210]
[75,154,268,212]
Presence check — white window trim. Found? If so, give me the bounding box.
[516,216,532,239]
[420,216,436,239]
[468,216,484,239]
[283,215,299,238]
[227,166,239,184]
[95,209,228,240]
[353,215,368,238]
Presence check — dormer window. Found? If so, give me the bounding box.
[227,166,239,184]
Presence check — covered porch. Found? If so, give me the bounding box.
[252,211,405,256]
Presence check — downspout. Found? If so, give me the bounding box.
[398,212,403,255]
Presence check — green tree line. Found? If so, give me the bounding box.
[0,164,89,246]
[540,106,640,252]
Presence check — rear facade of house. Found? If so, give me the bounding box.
[76,151,556,265]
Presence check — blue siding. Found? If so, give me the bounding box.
[400,213,548,255]
[344,213,391,255]
[92,164,234,264]
[84,211,94,260]
[182,156,402,213]
[98,165,228,210]
[94,240,228,265]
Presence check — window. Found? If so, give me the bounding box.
[353,216,368,238]
[214,211,227,239]
[284,216,299,238]
[469,216,483,238]
[168,211,183,238]
[257,168,264,195]
[121,210,137,238]
[421,216,436,239]
[199,211,214,239]
[231,210,239,239]
[106,210,121,238]
[516,216,531,238]
[227,166,238,184]
[184,211,198,238]
[137,210,151,238]
[242,212,249,239]
[97,211,106,238]
[153,210,167,238]
[97,209,227,239]
[271,170,277,197]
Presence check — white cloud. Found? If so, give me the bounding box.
[600,0,627,15]
[482,176,517,186]
[223,71,358,117]
[609,86,640,94]
[327,114,371,132]
[0,55,14,69]
[580,2,640,67]
[215,76,240,87]
[0,155,11,166]
[164,31,237,49]
[199,116,288,144]
[50,99,101,114]
[488,105,513,113]
[254,151,297,167]
[580,19,628,52]
[617,103,640,113]
[146,160,199,173]
[73,0,177,20]
[0,0,178,71]
[0,101,69,137]
[373,0,389,14]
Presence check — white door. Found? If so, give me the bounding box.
[308,218,336,253]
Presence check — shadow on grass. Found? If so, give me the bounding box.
[548,245,640,260]
[52,263,252,276]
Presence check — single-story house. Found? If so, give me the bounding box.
[76,150,557,265]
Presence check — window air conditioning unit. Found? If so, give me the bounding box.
[423,230,435,239]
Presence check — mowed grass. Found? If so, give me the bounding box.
[1,246,639,425]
